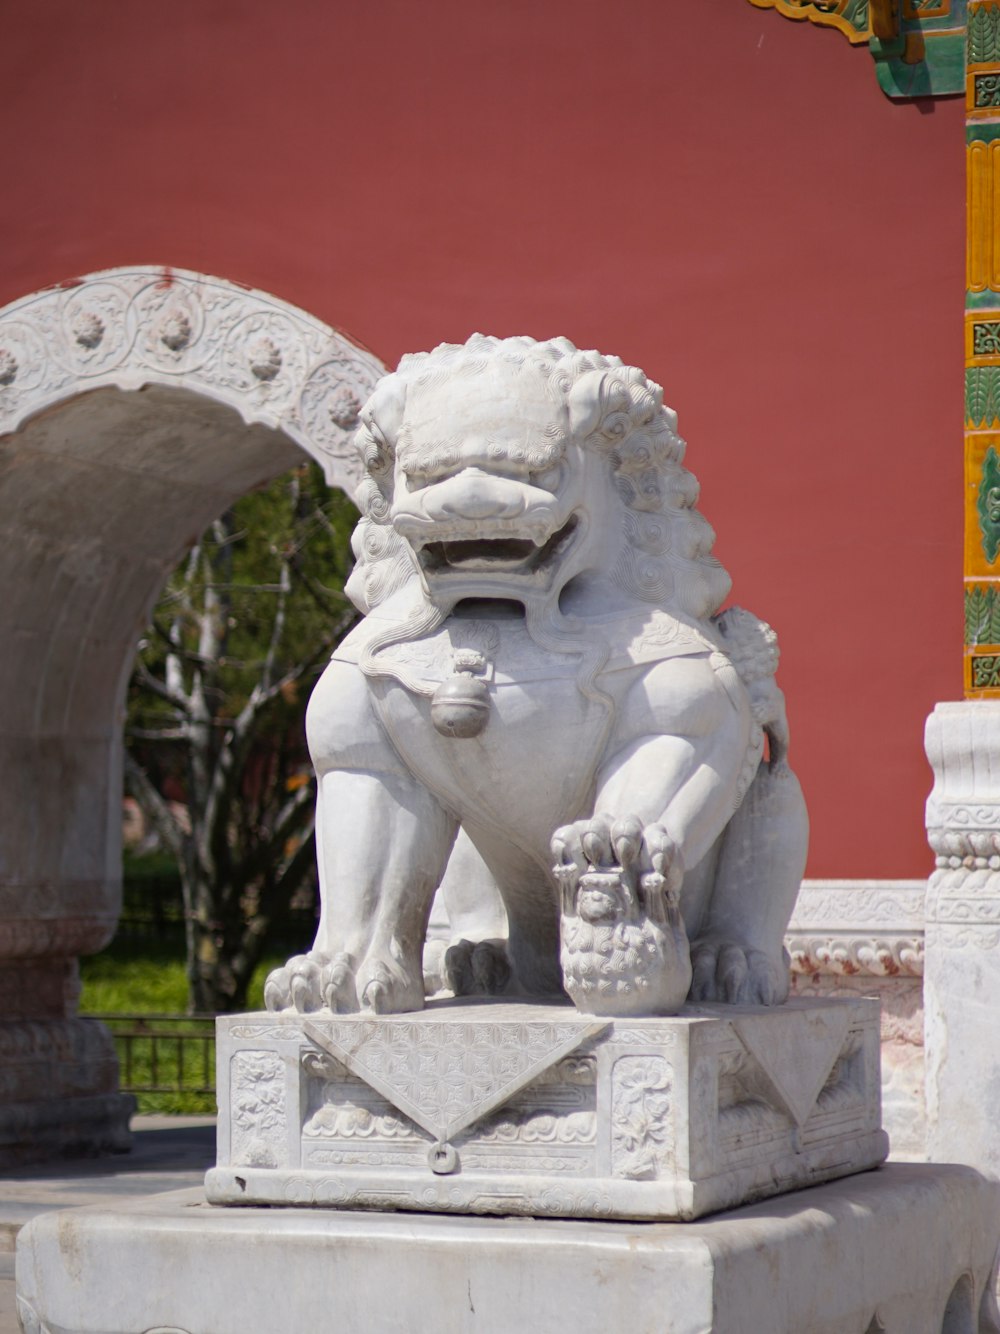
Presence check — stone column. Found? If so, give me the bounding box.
[0,738,135,1167]
[924,701,1000,1173]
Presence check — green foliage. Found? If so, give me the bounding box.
[82,938,191,1014]
[129,461,358,746]
[125,461,360,1013]
[80,938,288,1014]
[80,936,288,1113]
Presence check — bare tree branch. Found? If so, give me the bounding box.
[123,753,185,861]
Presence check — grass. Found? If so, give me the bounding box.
[80,934,287,1115]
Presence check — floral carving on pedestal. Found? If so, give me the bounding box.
[610,1054,673,1180]
[230,1050,287,1168]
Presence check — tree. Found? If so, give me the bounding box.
[124,462,359,1013]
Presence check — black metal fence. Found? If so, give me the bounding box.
[92,1013,216,1096]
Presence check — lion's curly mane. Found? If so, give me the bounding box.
[346,334,731,625]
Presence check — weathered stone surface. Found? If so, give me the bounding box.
[16,1166,1000,1334]
[207,997,886,1221]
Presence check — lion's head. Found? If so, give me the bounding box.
[345,334,731,625]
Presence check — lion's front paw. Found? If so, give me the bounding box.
[688,938,790,1006]
[552,813,690,1017]
[263,952,331,1013]
[551,813,682,908]
[263,951,360,1013]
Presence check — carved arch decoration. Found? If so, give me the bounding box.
[0,266,387,966]
[0,267,387,1164]
[0,265,385,500]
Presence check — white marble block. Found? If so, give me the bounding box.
[17,1166,1000,1334]
[206,996,887,1222]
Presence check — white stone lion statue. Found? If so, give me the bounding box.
[264,335,808,1017]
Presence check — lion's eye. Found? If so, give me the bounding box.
[403,471,429,492]
[530,465,562,492]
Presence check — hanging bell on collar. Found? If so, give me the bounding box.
[431,649,491,738]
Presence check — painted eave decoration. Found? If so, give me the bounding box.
[749,0,968,99]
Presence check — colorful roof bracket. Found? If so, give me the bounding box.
[749,0,968,100]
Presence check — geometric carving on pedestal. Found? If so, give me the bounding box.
[302,1016,608,1143]
[731,1005,851,1128]
[211,999,888,1222]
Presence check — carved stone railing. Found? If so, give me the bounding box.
[786,879,927,1160]
[787,880,925,979]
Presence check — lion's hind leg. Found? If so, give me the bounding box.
[688,755,807,1006]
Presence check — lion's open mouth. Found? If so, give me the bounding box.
[418,516,579,576]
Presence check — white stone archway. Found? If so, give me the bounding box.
[0,267,386,1164]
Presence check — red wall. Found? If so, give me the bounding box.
[0,0,965,877]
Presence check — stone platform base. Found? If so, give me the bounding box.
[15,1165,1000,1333]
[208,996,887,1221]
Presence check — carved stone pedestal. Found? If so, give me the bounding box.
[206,997,887,1222]
[16,1166,1000,1334]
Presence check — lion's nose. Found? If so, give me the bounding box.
[428,469,526,521]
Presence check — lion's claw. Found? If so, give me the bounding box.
[264,952,330,1013]
[356,953,424,1014]
[551,814,682,909]
[323,952,358,1012]
[361,975,390,1013]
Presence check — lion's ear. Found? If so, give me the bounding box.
[566,369,609,441]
